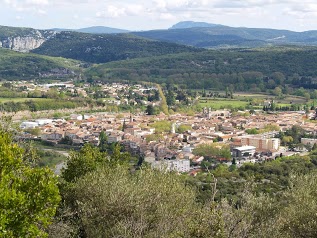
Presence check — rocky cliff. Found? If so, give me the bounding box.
[0,26,56,52]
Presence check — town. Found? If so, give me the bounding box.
[14,81,317,174]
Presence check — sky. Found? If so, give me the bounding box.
[1,0,317,32]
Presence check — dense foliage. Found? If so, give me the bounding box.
[0,128,60,237]
[193,143,232,160]
[57,165,223,238]
[32,32,201,64]
[0,99,86,112]
[2,126,317,237]
[187,152,317,203]
[87,47,317,91]
[48,143,317,238]
[0,48,80,80]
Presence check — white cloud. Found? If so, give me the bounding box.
[96,4,145,18]
[283,3,317,18]
[159,13,177,20]
[25,0,49,5]
[37,9,46,15]
[2,0,317,31]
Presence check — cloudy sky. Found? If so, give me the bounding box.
[1,0,317,31]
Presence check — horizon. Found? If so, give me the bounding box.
[1,21,317,33]
[1,0,317,32]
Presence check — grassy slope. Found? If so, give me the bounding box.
[87,46,317,77]
[0,48,81,80]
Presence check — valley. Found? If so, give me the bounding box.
[1,20,317,237]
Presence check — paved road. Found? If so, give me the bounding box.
[42,149,69,175]
[55,161,66,175]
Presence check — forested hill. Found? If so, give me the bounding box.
[132,25,317,48]
[0,48,81,80]
[51,26,129,34]
[86,47,317,90]
[31,31,202,63]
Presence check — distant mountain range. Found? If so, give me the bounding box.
[169,21,222,29]
[3,21,317,60]
[133,22,317,48]
[51,26,129,34]
[2,22,317,88]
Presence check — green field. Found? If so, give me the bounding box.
[0,98,54,103]
[199,99,249,109]
[198,91,309,110]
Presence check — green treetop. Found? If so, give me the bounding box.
[0,129,60,237]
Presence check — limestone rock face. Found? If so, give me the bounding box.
[0,30,55,52]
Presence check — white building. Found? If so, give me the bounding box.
[20,121,38,129]
[301,138,317,146]
[35,119,53,125]
[232,146,256,158]
[152,159,190,173]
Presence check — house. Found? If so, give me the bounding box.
[301,138,317,146]
[108,133,123,143]
[144,151,156,164]
[65,129,80,139]
[41,131,64,140]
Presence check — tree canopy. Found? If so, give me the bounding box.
[0,129,60,237]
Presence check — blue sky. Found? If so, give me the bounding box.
[1,0,317,31]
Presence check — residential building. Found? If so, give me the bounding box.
[301,138,317,146]
[240,135,280,151]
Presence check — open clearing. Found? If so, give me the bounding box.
[0,98,54,103]
[199,99,249,109]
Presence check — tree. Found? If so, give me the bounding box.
[0,129,60,237]
[59,135,73,145]
[245,128,259,134]
[24,127,41,136]
[98,130,108,152]
[46,88,59,99]
[166,90,176,106]
[193,143,231,160]
[176,124,191,133]
[61,143,107,183]
[145,104,155,115]
[271,71,285,85]
[273,87,282,97]
[61,165,224,237]
[282,136,293,146]
[151,120,172,133]
[110,143,131,165]
[156,84,169,115]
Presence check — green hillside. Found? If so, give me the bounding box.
[32,31,202,63]
[0,48,81,80]
[86,46,317,90]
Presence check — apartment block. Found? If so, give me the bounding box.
[240,135,280,151]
